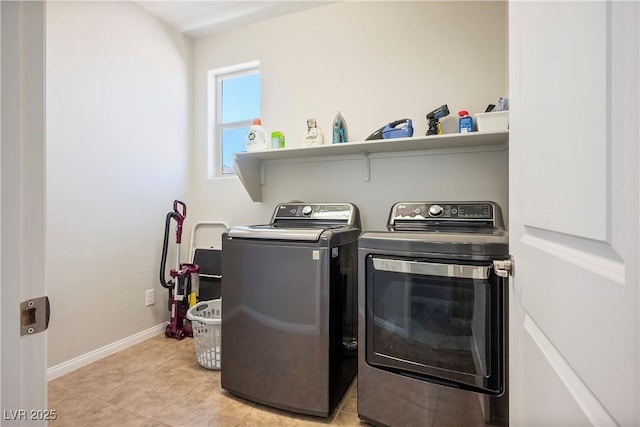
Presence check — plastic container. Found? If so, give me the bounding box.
[303,118,324,146]
[474,111,509,132]
[271,131,285,149]
[246,118,268,152]
[186,299,222,370]
[458,110,474,133]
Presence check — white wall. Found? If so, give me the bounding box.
[190,1,509,234]
[46,2,191,367]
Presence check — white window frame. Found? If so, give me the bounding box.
[207,60,260,178]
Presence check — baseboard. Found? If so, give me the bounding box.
[47,322,168,381]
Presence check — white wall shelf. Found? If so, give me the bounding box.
[233,130,509,202]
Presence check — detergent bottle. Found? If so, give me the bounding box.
[458,110,474,133]
[246,118,268,152]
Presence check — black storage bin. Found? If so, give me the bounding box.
[194,248,222,301]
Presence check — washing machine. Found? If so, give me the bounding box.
[221,202,360,417]
[358,201,509,427]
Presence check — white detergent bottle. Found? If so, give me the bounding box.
[246,118,268,152]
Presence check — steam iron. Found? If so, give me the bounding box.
[365,118,414,140]
[332,111,348,143]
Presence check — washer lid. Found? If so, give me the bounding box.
[227,225,326,241]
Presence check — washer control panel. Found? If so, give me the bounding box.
[388,201,503,229]
[272,203,359,226]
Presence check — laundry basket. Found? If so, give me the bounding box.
[186,299,222,370]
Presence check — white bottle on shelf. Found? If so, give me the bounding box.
[246,118,268,152]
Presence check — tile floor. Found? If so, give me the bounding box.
[48,334,366,427]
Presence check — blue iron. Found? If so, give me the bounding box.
[332,111,348,143]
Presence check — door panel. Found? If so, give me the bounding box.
[519,1,609,242]
[519,241,634,420]
[520,324,599,427]
[0,1,48,424]
[510,1,639,426]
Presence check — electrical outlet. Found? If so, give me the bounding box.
[145,289,155,306]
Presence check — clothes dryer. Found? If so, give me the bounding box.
[358,201,509,427]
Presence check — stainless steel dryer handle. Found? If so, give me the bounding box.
[372,257,490,280]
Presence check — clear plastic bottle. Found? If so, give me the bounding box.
[246,118,268,151]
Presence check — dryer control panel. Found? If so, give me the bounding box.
[388,201,504,230]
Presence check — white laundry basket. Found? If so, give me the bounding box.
[186,299,222,370]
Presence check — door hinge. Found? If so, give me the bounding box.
[493,256,514,278]
[20,296,50,336]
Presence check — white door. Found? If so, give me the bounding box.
[1,1,48,425]
[509,1,638,426]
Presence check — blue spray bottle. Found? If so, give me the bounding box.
[458,110,474,133]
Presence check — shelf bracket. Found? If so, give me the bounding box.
[363,153,370,182]
[260,162,266,185]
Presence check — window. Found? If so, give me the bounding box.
[208,61,260,176]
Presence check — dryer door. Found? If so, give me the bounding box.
[365,254,506,394]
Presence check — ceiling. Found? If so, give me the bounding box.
[133,1,336,38]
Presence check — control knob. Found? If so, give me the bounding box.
[302,205,313,216]
[428,204,443,217]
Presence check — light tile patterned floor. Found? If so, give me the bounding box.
[48,334,365,427]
